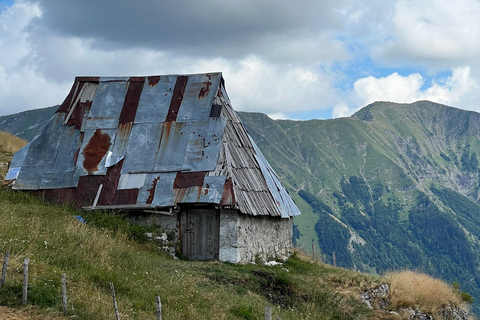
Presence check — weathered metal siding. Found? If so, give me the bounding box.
[6,72,300,218]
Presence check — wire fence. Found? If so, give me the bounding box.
[0,249,282,320]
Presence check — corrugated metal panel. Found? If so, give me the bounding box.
[117,173,147,190]
[121,122,161,174]
[134,75,176,123]
[185,117,226,172]
[154,122,192,171]
[84,81,128,129]
[176,73,221,123]
[150,172,177,207]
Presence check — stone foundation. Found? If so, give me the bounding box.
[129,208,293,264]
[219,209,293,263]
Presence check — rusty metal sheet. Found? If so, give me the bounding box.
[22,114,64,167]
[176,73,221,123]
[154,122,192,172]
[44,125,81,174]
[118,79,144,125]
[117,173,147,190]
[121,122,162,174]
[148,172,177,208]
[84,81,128,129]
[134,75,177,124]
[185,117,226,172]
[75,129,116,176]
[166,76,189,122]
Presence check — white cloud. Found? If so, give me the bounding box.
[352,67,477,110]
[187,55,341,114]
[267,112,289,120]
[332,102,356,118]
[374,0,480,67]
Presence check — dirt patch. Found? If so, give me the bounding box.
[0,306,65,320]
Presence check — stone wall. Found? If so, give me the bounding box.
[219,209,293,263]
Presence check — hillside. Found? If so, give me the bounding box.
[0,106,58,141]
[0,131,473,319]
[238,101,480,313]
[2,101,480,316]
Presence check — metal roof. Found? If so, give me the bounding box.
[6,73,300,218]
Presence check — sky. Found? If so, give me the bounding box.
[0,0,480,120]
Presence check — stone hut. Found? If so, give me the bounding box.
[5,73,301,263]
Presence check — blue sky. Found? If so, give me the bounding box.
[0,0,479,120]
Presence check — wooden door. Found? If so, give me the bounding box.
[181,208,220,260]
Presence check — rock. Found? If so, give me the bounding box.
[360,284,390,310]
[439,305,468,320]
[277,255,288,262]
[145,232,153,239]
[264,261,282,267]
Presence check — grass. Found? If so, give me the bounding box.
[387,270,469,318]
[0,186,381,320]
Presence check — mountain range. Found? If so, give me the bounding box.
[2,100,480,312]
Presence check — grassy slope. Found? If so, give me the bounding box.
[240,102,480,313]
[0,187,380,320]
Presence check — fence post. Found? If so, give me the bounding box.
[312,243,315,262]
[110,282,120,320]
[23,258,29,305]
[1,251,9,288]
[332,250,337,267]
[265,305,272,320]
[155,295,162,320]
[62,273,68,315]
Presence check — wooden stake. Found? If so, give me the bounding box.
[23,258,29,305]
[62,273,68,315]
[110,282,120,320]
[312,242,315,262]
[265,305,272,320]
[1,251,9,288]
[155,295,162,320]
[332,251,337,267]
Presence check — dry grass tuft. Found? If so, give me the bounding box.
[388,270,463,315]
[0,131,28,155]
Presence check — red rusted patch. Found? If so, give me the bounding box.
[220,178,235,205]
[75,77,100,83]
[117,189,139,205]
[97,160,124,205]
[173,171,207,189]
[119,79,144,125]
[31,188,77,207]
[166,76,188,122]
[148,76,161,86]
[146,175,160,204]
[82,129,112,174]
[129,76,145,82]
[76,175,105,208]
[199,81,212,98]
